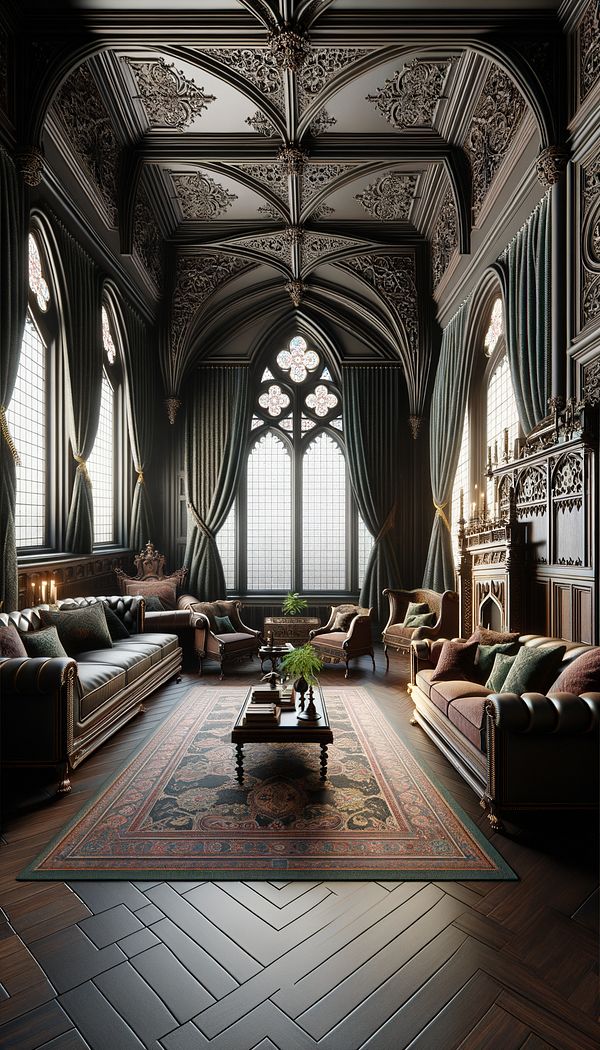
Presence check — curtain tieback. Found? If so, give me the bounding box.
[0,405,21,465]
[187,502,216,543]
[74,454,90,483]
[433,500,451,533]
[136,468,145,485]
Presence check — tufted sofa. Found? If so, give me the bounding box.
[0,595,182,795]
[409,634,600,831]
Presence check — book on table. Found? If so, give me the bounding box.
[243,702,280,725]
[251,687,281,702]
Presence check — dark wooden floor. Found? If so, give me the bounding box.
[0,650,598,1049]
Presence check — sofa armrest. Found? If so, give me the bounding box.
[486,692,600,735]
[382,588,409,634]
[0,655,77,693]
[343,614,371,646]
[1,656,78,768]
[144,609,192,631]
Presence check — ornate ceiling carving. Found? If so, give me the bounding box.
[54,65,119,225]
[340,254,419,354]
[257,202,284,219]
[302,163,353,205]
[134,184,164,289]
[124,56,215,130]
[431,188,458,287]
[171,171,238,219]
[268,27,310,72]
[301,233,363,270]
[309,109,337,135]
[366,58,452,129]
[199,47,284,110]
[465,64,526,218]
[237,161,289,203]
[354,172,418,221]
[578,0,600,101]
[311,203,335,220]
[226,232,293,266]
[278,146,306,175]
[245,110,278,136]
[171,253,255,355]
[285,279,306,306]
[298,47,371,110]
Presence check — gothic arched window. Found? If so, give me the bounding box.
[88,303,124,545]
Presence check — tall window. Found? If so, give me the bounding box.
[484,301,519,511]
[7,233,53,549]
[451,409,469,563]
[218,335,370,593]
[88,304,119,545]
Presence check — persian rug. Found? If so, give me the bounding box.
[21,686,516,881]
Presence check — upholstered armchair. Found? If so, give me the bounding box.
[178,596,260,679]
[308,604,375,678]
[382,588,459,669]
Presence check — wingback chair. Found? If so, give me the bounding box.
[308,604,375,678]
[382,587,459,669]
[178,596,260,679]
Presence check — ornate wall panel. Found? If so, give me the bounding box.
[354,172,418,221]
[582,358,600,404]
[171,172,238,219]
[54,64,120,225]
[581,157,600,328]
[124,56,215,130]
[199,48,284,111]
[464,65,526,219]
[577,0,600,103]
[431,188,457,287]
[366,58,452,129]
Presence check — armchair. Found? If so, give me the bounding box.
[178,597,260,679]
[382,588,459,670]
[308,604,375,678]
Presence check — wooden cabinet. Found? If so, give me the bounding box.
[263,616,321,645]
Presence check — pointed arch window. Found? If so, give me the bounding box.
[88,300,126,546]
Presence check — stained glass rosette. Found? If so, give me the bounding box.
[276,336,320,383]
[28,234,50,312]
[258,384,290,417]
[305,384,338,418]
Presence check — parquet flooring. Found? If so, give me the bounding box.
[0,652,598,1050]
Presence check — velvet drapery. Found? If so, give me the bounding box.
[184,367,251,599]
[0,149,28,612]
[122,303,156,551]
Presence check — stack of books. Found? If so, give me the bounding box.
[251,686,280,702]
[243,702,280,725]
[278,685,296,709]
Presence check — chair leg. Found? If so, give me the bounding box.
[384,645,389,672]
[344,657,350,679]
[370,650,376,673]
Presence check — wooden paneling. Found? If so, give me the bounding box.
[17,552,133,611]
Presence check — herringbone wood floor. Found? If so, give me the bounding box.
[0,651,598,1050]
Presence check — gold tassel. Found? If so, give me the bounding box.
[0,405,21,465]
[433,500,451,533]
[74,454,90,483]
[136,468,145,485]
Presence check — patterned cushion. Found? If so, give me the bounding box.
[404,612,436,628]
[40,603,113,656]
[121,577,177,610]
[468,627,520,646]
[101,604,131,640]
[549,649,600,694]
[0,624,27,658]
[502,644,567,695]
[476,642,520,679]
[485,652,518,692]
[332,609,356,631]
[21,626,68,658]
[401,601,430,626]
[214,614,236,634]
[430,639,479,683]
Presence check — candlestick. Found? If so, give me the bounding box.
[51,578,56,603]
[503,428,509,462]
[494,439,498,465]
[459,487,464,522]
[31,581,36,606]
[487,445,492,470]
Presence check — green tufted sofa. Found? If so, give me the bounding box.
[0,595,182,795]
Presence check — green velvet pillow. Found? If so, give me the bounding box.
[476,642,520,679]
[402,601,429,626]
[39,603,113,655]
[501,644,567,696]
[102,604,131,640]
[143,596,165,613]
[21,626,68,659]
[485,652,517,692]
[404,612,437,628]
[213,614,236,634]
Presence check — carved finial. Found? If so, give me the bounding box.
[285,279,306,307]
[536,146,569,188]
[268,26,310,72]
[408,414,423,439]
[278,145,306,176]
[284,225,304,246]
[17,146,44,186]
[165,397,182,425]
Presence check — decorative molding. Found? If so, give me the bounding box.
[582,359,600,405]
[431,188,457,288]
[536,146,569,189]
[578,0,600,102]
[366,58,452,129]
[268,27,310,72]
[200,48,284,110]
[301,232,363,269]
[257,202,284,219]
[553,452,583,500]
[285,225,304,246]
[171,253,255,357]
[245,110,278,136]
[54,64,119,225]
[17,146,44,187]
[581,158,600,327]
[302,162,353,205]
[298,47,370,110]
[285,279,306,306]
[171,171,238,219]
[309,109,337,135]
[237,162,289,203]
[516,465,547,514]
[582,271,600,325]
[165,398,182,425]
[464,64,526,219]
[124,56,215,130]
[354,172,418,221]
[311,202,335,219]
[583,157,600,209]
[340,254,419,354]
[278,146,306,175]
[134,184,164,288]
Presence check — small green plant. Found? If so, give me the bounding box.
[282,591,308,616]
[280,643,323,683]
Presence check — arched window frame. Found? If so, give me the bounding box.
[220,335,371,596]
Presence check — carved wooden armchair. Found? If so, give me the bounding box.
[382,588,459,669]
[178,597,260,679]
[308,604,375,678]
[115,542,194,665]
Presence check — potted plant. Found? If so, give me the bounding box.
[282,591,308,616]
[280,643,323,712]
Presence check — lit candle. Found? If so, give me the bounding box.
[41,580,47,603]
[31,581,36,606]
[51,578,56,603]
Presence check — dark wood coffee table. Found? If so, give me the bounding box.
[231,683,333,784]
[258,642,293,672]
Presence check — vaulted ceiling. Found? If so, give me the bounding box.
[16,0,561,426]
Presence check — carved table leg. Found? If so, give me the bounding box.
[320,743,328,780]
[235,743,244,784]
[57,762,72,795]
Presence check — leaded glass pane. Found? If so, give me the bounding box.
[247,432,291,590]
[486,355,519,512]
[277,336,320,383]
[279,415,293,431]
[261,367,274,381]
[251,415,264,429]
[484,297,504,357]
[302,433,346,590]
[305,384,338,417]
[301,415,316,431]
[357,516,374,588]
[216,505,236,590]
[258,384,290,417]
[451,408,469,564]
[28,233,50,312]
[102,305,117,365]
[88,372,114,544]
[7,313,46,547]
[331,417,343,430]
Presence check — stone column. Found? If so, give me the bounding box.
[536,146,570,404]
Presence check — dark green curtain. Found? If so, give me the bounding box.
[343,367,404,623]
[422,303,475,593]
[58,225,103,554]
[184,367,251,598]
[498,194,551,433]
[122,303,156,550]
[0,149,28,612]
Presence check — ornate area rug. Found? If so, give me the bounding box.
[21,686,516,881]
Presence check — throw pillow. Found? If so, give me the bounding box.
[485,652,518,692]
[404,612,437,628]
[332,609,356,631]
[401,601,430,626]
[502,644,567,696]
[476,642,520,680]
[102,604,131,640]
[143,596,165,613]
[213,614,236,634]
[550,649,600,694]
[430,639,479,683]
[120,575,178,610]
[21,626,68,659]
[40,603,113,656]
[0,624,28,658]
[468,627,520,646]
